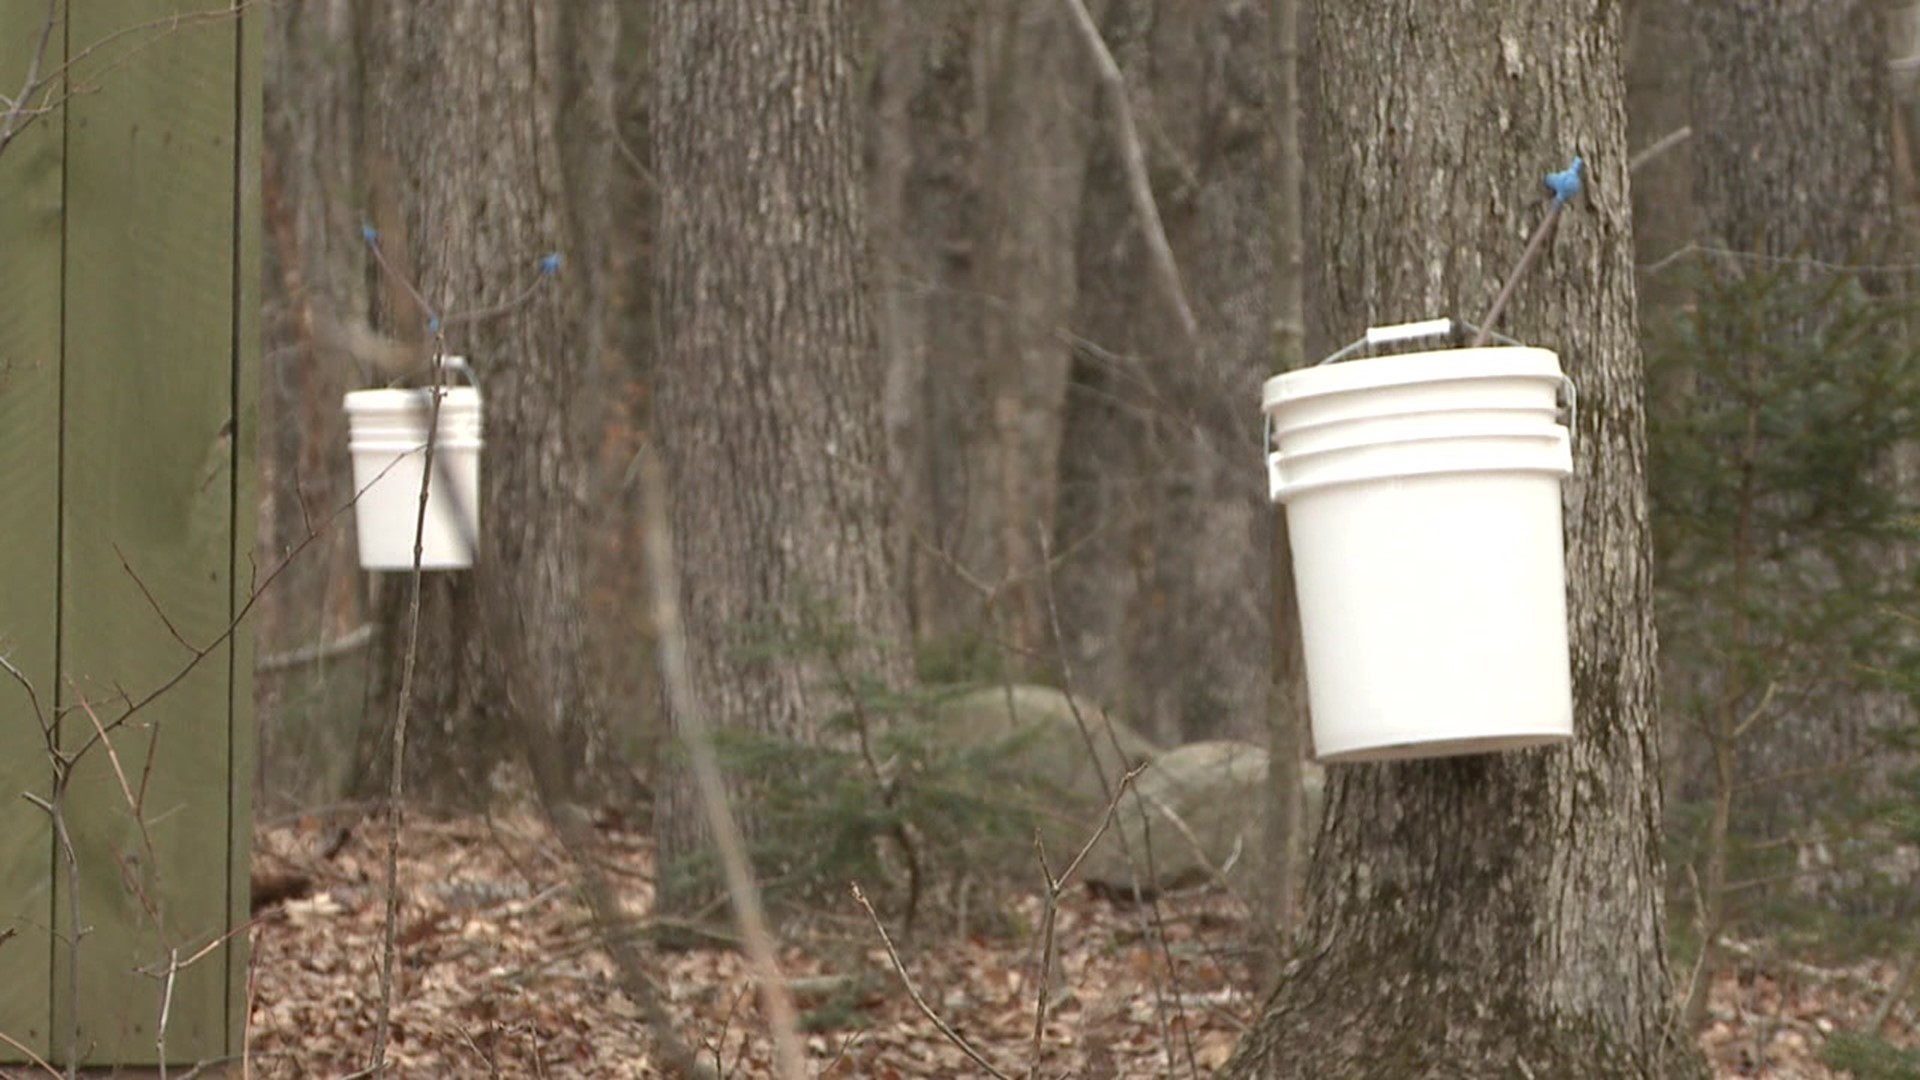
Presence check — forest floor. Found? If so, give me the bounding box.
[242,808,1919,1078]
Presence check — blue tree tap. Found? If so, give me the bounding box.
[1473,154,1586,346]
[1545,156,1584,208]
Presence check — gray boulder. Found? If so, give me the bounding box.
[924,685,1159,869]
[1081,740,1326,897]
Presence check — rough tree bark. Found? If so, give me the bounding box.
[651,1,913,910]
[353,0,617,803]
[967,1,1105,664]
[1260,0,1309,953]
[1691,1,1890,266]
[257,0,374,808]
[1219,1,1695,1075]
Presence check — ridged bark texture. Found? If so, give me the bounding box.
[651,1,913,908]
[1219,1,1695,1076]
[356,0,617,802]
[1691,0,1890,262]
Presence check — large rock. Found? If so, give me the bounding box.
[924,685,1160,869]
[1081,740,1325,897]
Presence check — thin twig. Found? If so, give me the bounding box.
[157,948,179,1080]
[256,624,374,673]
[1028,763,1148,1078]
[1639,243,1920,278]
[1731,680,1780,740]
[1036,528,1197,1078]
[852,882,1014,1080]
[74,697,171,943]
[370,347,450,1075]
[0,1027,62,1080]
[0,3,262,160]
[0,0,59,158]
[802,601,923,931]
[65,445,416,767]
[636,443,808,1080]
[1870,943,1920,1035]
[1628,125,1691,172]
[360,229,439,333]
[115,543,201,653]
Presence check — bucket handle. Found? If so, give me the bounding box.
[432,356,477,388]
[1318,318,1523,366]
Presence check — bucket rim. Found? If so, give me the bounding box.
[344,386,483,412]
[348,438,485,451]
[1262,346,1562,410]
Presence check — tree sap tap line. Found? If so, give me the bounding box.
[355,223,563,384]
[1473,155,1585,347]
[354,220,562,1076]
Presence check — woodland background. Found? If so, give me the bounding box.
[91,0,1920,1074]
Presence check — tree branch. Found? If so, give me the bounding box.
[637,443,808,1080]
[1059,0,1200,348]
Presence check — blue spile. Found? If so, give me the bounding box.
[1545,157,1584,208]
[428,315,442,334]
[539,253,563,275]
[360,223,379,244]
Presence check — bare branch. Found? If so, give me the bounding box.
[0,652,50,740]
[0,1026,62,1080]
[852,882,1014,1080]
[1628,125,1691,173]
[0,0,59,157]
[637,442,808,1080]
[1028,763,1148,1077]
[1036,528,1196,1078]
[256,624,375,674]
[115,544,202,654]
[0,3,264,161]
[1058,0,1200,347]
[1731,680,1780,740]
[370,354,452,1074]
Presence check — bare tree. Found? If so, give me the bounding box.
[650,0,913,911]
[348,0,619,802]
[1219,0,1695,1074]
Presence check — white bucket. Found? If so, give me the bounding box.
[1262,344,1575,763]
[344,381,482,570]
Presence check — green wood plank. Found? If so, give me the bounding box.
[0,0,66,1062]
[56,1,243,1064]
[224,5,261,1058]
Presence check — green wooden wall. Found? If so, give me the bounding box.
[0,1,258,1067]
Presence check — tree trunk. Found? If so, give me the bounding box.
[257,0,375,810]
[1051,0,1275,744]
[1691,0,1890,264]
[1259,0,1310,959]
[353,0,617,804]
[1219,0,1694,1075]
[968,1,1105,665]
[651,0,913,911]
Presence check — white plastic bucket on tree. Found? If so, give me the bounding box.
[1263,319,1576,763]
[344,368,482,570]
